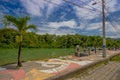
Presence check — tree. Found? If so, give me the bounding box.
[0,28,17,48]
[4,15,36,67]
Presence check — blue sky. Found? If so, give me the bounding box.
[0,0,120,38]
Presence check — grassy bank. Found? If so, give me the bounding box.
[110,54,120,62]
[0,48,74,66]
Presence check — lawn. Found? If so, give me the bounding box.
[0,48,74,66]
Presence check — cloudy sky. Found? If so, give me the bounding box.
[0,0,120,38]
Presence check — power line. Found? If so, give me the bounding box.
[106,0,113,5]
[106,17,120,39]
[106,16,120,35]
[44,0,115,20]
[47,0,113,16]
[44,0,101,17]
[43,0,77,21]
[92,0,119,35]
[63,0,100,14]
[63,0,102,19]
[44,0,118,26]
[44,0,71,12]
[63,0,107,57]
[105,5,120,34]
[78,0,102,12]
[44,0,98,17]
[45,0,118,27]
[94,0,113,4]
[104,7,120,34]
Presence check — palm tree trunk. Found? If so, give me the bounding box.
[17,35,22,67]
[17,41,22,67]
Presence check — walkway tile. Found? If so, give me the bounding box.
[0,69,25,80]
[25,69,54,80]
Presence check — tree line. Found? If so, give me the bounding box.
[0,28,120,49]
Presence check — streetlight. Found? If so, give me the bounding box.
[102,0,106,58]
[93,0,106,58]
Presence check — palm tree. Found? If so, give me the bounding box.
[4,15,37,67]
[2,18,10,28]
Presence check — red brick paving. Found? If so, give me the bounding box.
[53,62,80,74]
[0,69,25,80]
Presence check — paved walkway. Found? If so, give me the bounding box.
[0,50,120,80]
[65,62,120,80]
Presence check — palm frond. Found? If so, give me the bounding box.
[2,18,10,28]
[18,16,30,31]
[4,15,37,33]
[24,24,37,32]
[4,15,18,26]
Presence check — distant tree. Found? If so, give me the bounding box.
[4,15,37,67]
[22,32,39,48]
[0,28,17,48]
[37,35,46,48]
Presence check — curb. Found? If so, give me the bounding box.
[46,52,120,80]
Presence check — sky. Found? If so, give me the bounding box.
[0,0,120,38]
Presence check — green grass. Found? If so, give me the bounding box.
[0,48,74,66]
[110,54,120,62]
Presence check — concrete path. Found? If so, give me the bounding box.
[65,62,120,80]
[0,50,120,80]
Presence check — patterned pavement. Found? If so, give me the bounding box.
[0,69,25,80]
[0,50,120,80]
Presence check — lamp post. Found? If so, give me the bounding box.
[102,0,106,58]
[93,0,106,58]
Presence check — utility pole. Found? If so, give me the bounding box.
[102,0,106,58]
[64,0,107,58]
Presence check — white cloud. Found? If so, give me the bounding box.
[80,21,120,38]
[108,35,120,38]
[74,0,118,20]
[48,20,77,29]
[37,26,76,35]
[85,22,101,31]
[78,24,85,29]
[106,22,120,34]
[106,0,118,12]
[20,0,63,17]
[37,20,120,37]
[20,0,42,16]
[78,20,90,30]
[37,20,77,35]
[74,0,101,20]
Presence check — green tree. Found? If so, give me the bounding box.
[4,15,37,67]
[22,32,39,48]
[37,35,46,48]
[0,28,18,48]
